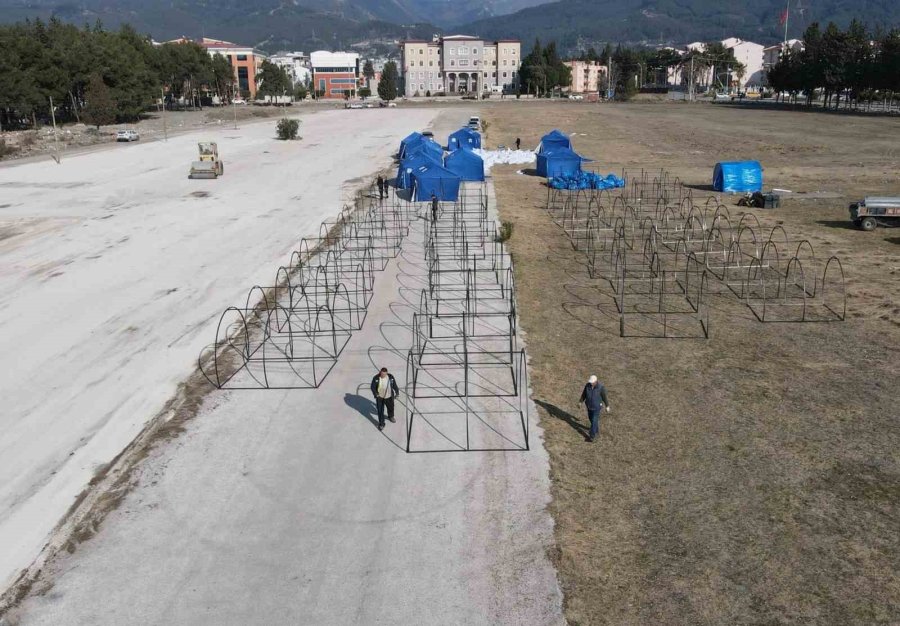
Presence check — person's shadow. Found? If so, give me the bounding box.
[534,399,590,439]
[344,393,379,429]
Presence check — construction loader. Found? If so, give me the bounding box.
[189,142,224,179]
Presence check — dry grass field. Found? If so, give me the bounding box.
[481,101,900,625]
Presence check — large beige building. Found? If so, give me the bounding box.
[399,35,521,97]
[564,60,607,94]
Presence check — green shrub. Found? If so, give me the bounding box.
[495,221,513,243]
[276,118,300,140]
[0,138,16,158]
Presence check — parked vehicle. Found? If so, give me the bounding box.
[116,130,139,142]
[468,116,481,130]
[568,94,584,101]
[379,101,397,108]
[850,196,900,230]
[231,98,247,105]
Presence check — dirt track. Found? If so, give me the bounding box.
[484,101,900,624]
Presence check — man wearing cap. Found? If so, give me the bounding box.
[579,375,611,442]
[370,367,400,431]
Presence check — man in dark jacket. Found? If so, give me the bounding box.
[579,375,611,442]
[431,192,439,223]
[376,175,385,200]
[370,367,400,431]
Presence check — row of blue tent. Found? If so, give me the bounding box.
[395,129,486,201]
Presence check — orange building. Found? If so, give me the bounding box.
[168,37,267,98]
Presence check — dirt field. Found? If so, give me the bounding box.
[482,101,900,624]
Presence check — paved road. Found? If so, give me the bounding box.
[0,107,440,591]
[10,173,564,623]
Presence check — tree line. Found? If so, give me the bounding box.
[0,18,247,130]
[520,38,745,99]
[767,21,900,108]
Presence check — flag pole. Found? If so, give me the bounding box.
[783,0,790,45]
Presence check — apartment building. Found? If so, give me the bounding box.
[564,60,607,93]
[399,35,521,97]
[269,51,312,87]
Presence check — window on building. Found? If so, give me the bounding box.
[458,47,468,55]
[492,72,496,77]
[503,60,508,66]
[449,49,455,55]
[419,49,423,54]
[237,54,248,61]
[459,60,469,67]
[492,61,496,66]
[502,72,507,78]
[238,67,250,91]
[420,83,425,90]
[473,48,478,55]
[450,60,455,66]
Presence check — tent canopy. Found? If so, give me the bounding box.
[536,147,589,178]
[448,127,482,151]
[538,129,572,154]
[444,148,485,182]
[396,152,443,189]
[411,163,461,202]
[405,139,443,161]
[399,132,424,158]
[713,160,763,193]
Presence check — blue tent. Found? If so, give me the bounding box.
[444,148,485,182]
[448,127,482,151]
[399,132,425,159]
[713,161,763,193]
[405,138,443,162]
[396,152,443,189]
[538,129,572,154]
[411,163,461,202]
[536,148,589,178]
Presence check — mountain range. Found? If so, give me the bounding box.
[1,0,898,53]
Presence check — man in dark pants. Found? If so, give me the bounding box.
[579,374,611,442]
[370,367,400,431]
[376,175,385,200]
[430,192,439,223]
[515,137,521,150]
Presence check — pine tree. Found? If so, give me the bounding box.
[82,73,116,129]
[377,61,398,101]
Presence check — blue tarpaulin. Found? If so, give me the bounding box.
[396,152,443,189]
[538,129,572,154]
[549,172,625,190]
[448,127,482,151]
[411,163,461,202]
[713,160,763,193]
[536,148,590,178]
[444,148,485,182]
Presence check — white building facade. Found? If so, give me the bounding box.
[399,35,521,97]
[269,51,312,87]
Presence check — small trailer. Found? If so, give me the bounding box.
[849,196,900,230]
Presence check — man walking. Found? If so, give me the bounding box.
[515,137,521,150]
[430,192,439,223]
[579,374,611,442]
[376,175,385,200]
[370,367,400,431]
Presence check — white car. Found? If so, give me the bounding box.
[568,94,584,101]
[232,98,247,105]
[116,130,139,142]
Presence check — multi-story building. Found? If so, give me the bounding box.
[763,40,804,72]
[310,50,360,99]
[721,37,765,88]
[564,60,607,93]
[269,51,312,87]
[399,35,521,97]
[195,38,267,98]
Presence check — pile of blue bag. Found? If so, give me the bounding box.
[549,171,626,190]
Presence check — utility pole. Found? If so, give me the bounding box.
[232,84,238,130]
[49,96,61,164]
[161,88,168,142]
[689,55,694,101]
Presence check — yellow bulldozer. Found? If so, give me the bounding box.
[189,142,224,179]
